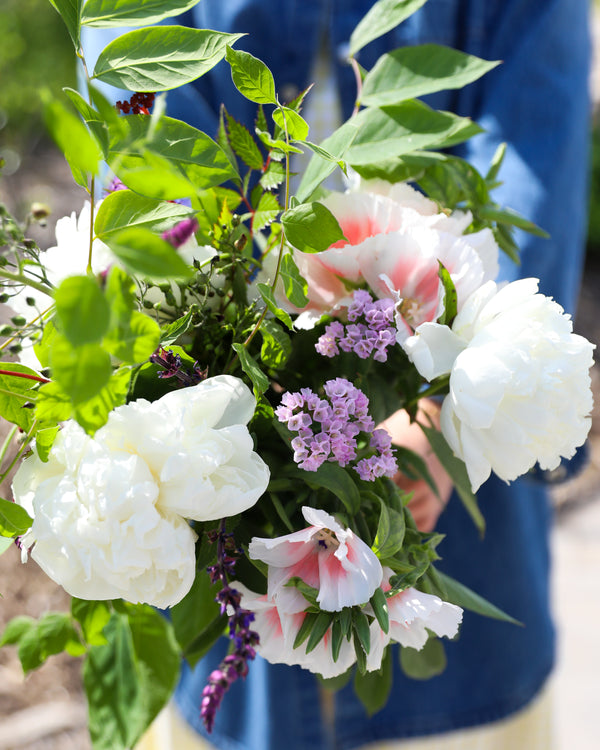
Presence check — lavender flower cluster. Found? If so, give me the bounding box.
[201,523,259,733]
[316,290,396,362]
[275,377,397,480]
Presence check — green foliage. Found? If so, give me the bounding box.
[0,497,33,538]
[400,638,447,680]
[82,0,201,28]
[282,202,347,253]
[225,47,277,105]
[349,0,428,57]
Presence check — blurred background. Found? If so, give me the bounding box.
[0,1,599,748]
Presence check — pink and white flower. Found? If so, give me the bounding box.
[249,506,383,612]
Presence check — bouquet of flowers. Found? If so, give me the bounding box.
[0,0,594,747]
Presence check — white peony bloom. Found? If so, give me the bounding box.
[249,506,383,612]
[402,279,595,491]
[12,375,270,607]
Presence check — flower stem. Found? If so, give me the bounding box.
[0,269,53,297]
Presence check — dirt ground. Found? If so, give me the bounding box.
[0,144,599,750]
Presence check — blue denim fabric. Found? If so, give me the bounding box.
[83,1,590,746]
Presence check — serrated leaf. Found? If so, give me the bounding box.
[282,202,347,254]
[361,45,500,106]
[232,343,269,397]
[257,283,294,330]
[94,190,194,240]
[226,114,264,170]
[0,497,33,538]
[260,160,286,190]
[253,191,281,231]
[225,46,277,104]
[54,275,110,347]
[94,27,244,91]
[82,0,201,27]
[160,309,195,346]
[349,0,427,57]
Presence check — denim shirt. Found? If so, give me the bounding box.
[84,1,590,747]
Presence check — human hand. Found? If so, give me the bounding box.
[379,400,453,532]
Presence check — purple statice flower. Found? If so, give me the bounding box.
[201,522,259,733]
[276,378,397,480]
[316,290,397,362]
[161,217,199,248]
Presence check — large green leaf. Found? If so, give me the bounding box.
[82,0,201,27]
[53,275,111,347]
[225,47,277,105]
[63,87,109,158]
[346,102,482,166]
[302,464,361,516]
[93,27,244,91]
[280,253,309,308]
[400,637,446,680]
[282,202,347,253]
[361,45,500,107]
[13,613,85,673]
[349,0,427,57]
[104,227,193,280]
[47,0,85,50]
[72,369,131,435]
[110,115,237,196]
[94,190,194,240]
[50,337,113,407]
[436,571,521,625]
[84,608,180,750]
[170,573,221,651]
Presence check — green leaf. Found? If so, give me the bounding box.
[72,368,131,435]
[110,115,238,196]
[47,0,84,50]
[232,343,269,397]
[34,381,73,425]
[105,311,160,365]
[0,363,38,431]
[295,120,359,203]
[361,45,500,107]
[54,275,110,347]
[94,190,194,240]
[349,0,427,57]
[352,609,371,655]
[272,107,310,141]
[257,283,294,330]
[17,613,85,673]
[280,253,309,307]
[372,499,406,559]
[82,0,201,27]
[63,87,109,158]
[225,47,277,104]
[0,497,33,538]
[282,202,347,254]
[170,572,221,651]
[305,612,334,654]
[436,262,458,326]
[370,588,390,634]
[479,206,550,238]
[71,599,112,646]
[354,647,393,715]
[260,319,291,369]
[43,94,101,184]
[94,27,244,91]
[260,160,286,191]
[160,309,195,346]
[84,608,181,750]
[183,613,227,668]
[253,191,281,231]
[50,336,112,406]
[347,102,482,166]
[293,612,318,650]
[34,427,59,463]
[302,463,361,515]
[485,142,507,184]
[400,637,447,680]
[105,228,192,280]
[225,113,264,171]
[419,422,485,535]
[436,571,521,625]
[0,616,35,647]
